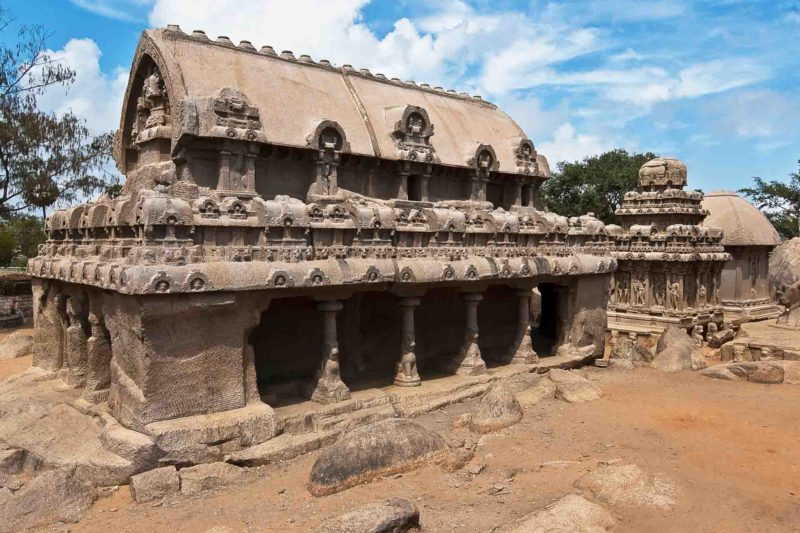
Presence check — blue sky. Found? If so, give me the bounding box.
[6,0,800,192]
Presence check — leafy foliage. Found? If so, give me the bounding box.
[0,3,114,218]
[0,214,44,266]
[541,149,657,224]
[739,161,800,239]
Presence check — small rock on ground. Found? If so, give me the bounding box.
[0,332,33,360]
[574,463,676,510]
[700,362,784,384]
[549,369,602,403]
[308,418,448,496]
[130,465,180,503]
[179,462,243,496]
[499,494,615,532]
[469,384,523,434]
[316,498,420,533]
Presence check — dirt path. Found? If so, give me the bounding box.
[2,355,798,532]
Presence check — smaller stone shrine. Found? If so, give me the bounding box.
[607,158,730,340]
[701,191,783,326]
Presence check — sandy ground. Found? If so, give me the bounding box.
[1,346,799,532]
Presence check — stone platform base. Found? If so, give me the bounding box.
[721,321,800,361]
[722,303,783,328]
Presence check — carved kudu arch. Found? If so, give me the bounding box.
[115,34,183,173]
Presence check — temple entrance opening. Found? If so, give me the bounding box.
[533,283,564,356]
[249,297,323,407]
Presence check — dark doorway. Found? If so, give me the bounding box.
[534,283,562,356]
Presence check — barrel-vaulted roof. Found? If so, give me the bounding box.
[116,26,547,177]
[702,191,781,247]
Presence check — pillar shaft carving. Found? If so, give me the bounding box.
[394,297,421,387]
[309,300,351,404]
[508,289,537,365]
[447,292,487,376]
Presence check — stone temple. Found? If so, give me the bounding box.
[606,158,730,342]
[26,26,614,462]
[701,191,783,326]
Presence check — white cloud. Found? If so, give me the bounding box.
[704,89,800,138]
[36,38,129,136]
[69,0,153,22]
[538,123,617,164]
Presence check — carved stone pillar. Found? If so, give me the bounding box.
[63,297,88,388]
[243,152,257,194]
[505,180,523,208]
[396,169,409,200]
[448,292,487,375]
[309,300,351,404]
[420,171,431,202]
[82,297,112,403]
[507,289,537,364]
[217,149,231,191]
[31,281,64,372]
[394,297,421,386]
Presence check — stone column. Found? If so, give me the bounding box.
[449,292,487,375]
[394,297,421,386]
[31,280,64,372]
[505,180,523,208]
[420,171,431,202]
[63,297,88,388]
[217,149,231,191]
[309,300,351,404]
[81,297,112,404]
[507,289,537,364]
[396,169,409,201]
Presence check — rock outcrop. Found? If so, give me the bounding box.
[179,462,244,496]
[700,362,786,384]
[500,494,615,532]
[549,369,602,403]
[308,419,448,496]
[0,332,33,360]
[651,326,707,372]
[469,384,523,434]
[0,468,96,532]
[317,498,421,533]
[575,463,676,510]
[129,465,180,503]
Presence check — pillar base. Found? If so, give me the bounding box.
[309,380,351,404]
[393,370,421,387]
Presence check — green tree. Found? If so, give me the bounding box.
[0,3,113,219]
[0,215,44,266]
[739,161,800,239]
[541,149,657,224]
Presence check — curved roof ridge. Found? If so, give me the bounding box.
[160,24,496,108]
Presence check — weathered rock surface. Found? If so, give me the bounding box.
[0,332,33,360]
[130,465,179,503]
[774,361,800,384]
[0,369,136,486]
[574,463,676,510]
[316,498,421,533]
[308,418,447,496]
[0,468,96,532]
[652,326,707,372]
[469,384,523,434]
[515,377,556,406]
[611,337,653,363]
[707,328,735,349]
[500,494,615,532]
[549,369,602,403]
[700,362,785,384]
[556,308,607,360]
[179,462,243,496]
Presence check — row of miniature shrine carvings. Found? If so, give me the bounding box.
[609,265,722,310]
